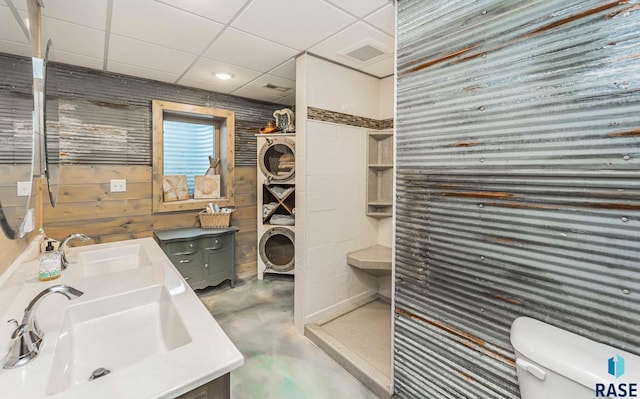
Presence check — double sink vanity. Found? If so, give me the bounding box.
[0,237,243,398]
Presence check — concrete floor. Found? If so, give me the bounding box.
[198,276,378,399]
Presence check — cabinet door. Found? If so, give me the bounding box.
[204,246,233,285]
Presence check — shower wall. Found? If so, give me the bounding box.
[394,1,640,398]
[294,54,393,331]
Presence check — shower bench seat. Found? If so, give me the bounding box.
[346,245,392,276]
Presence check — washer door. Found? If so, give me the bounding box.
[259,227,295,272]
[258,138,295,182]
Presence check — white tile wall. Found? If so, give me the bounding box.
[297,54,395,326]
[306,209,337,250]
[335,125,366,176]
[379,75,395,120]
[306,121,337,176]
[307,176,336,212]
[306,56,381,119]
[378,218,393,247]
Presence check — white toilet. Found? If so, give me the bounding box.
[510,316,639,399]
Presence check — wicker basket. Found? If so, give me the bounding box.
[199,210,232,228]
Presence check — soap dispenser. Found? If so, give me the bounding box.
[38,241,62,281]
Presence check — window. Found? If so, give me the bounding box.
[163,120,215,195]
[152,100,235,213]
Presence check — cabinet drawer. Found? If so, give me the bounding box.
[169,252,202,269]
[201,235,232,250]
[179,267,203,285]
[165,240,200,255]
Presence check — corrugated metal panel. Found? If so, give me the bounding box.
[0,53,285,166]
[395,1,640,398]
[0,55,33,164]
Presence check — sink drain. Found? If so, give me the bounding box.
[89,367,111,381]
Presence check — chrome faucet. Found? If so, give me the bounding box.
[4,285,83,368]
[59,233,91,269]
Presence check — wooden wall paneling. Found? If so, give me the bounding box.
[1,52,272,277]
[43,165,259,278]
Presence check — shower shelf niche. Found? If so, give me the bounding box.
[366,129,393,218]
[262,184,295,225]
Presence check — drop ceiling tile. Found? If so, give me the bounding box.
[108,34,197,75]
[324,0,390,18]
[310,22,393,71]
[184,57,263,88]
[42,17,105,59]
[275,93,296,106]
[230,87,284,103]
[40,0,107,30]
[155,0,249,24]
[203,28,297,73]
[111,0,223,55]
[360,54,394,78]
[0,5,28,43]
[177,76,238,94]
[52,50,103,71]
[268,58,296,80]
[365,3,395,36]
[0,38,30,57]
[232,0,355,51]
[107,61,180,84]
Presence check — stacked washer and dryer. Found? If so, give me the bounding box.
[256,133,296,279]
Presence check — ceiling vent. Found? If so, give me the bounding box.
[262,83,291,93]
[339,38,391,64]
[345,44,386,62]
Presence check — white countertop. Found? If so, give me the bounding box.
[0,237,243,398]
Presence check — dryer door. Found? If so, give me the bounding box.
[259,227,295,272]
[258,138,295,182]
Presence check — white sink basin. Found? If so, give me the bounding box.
[0,237,243,399]
[77,243,152,277]
[46,285,191,396]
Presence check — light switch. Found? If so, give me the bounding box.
[17,181,31,197]
[110,179,126,192]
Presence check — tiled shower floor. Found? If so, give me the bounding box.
[305,299,392,398]
[198,276,378,399]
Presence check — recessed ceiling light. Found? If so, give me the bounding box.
[215,72,232,81]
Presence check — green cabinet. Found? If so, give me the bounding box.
[154,227,239,290]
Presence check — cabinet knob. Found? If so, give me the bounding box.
[180,259,192,263]
[204,263,208,268]
[214,239,219,244]
[189,243,194,248]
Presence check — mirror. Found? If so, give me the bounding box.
[43,39,61,207]
[0,56,36,238]
[152,100,235,213]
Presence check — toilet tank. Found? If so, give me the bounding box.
[510,317,639,399]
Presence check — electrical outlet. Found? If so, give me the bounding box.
[17,181,31,197]
[110,179,126,192]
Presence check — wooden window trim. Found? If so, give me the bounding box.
[152,100,235,213]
